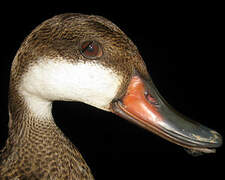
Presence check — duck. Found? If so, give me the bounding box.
[0,13,222,179]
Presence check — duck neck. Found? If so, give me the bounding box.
[7,87,61,147]
[4,88,94,179]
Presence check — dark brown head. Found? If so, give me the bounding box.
[11,13,222,154]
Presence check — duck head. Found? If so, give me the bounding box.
[13,13,222,154]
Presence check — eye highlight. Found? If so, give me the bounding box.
[80,41,103,59]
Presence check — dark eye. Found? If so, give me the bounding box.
[80,41,103,59]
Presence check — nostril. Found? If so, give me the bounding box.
[145,92,159,106]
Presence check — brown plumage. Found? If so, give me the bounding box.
[1,13,222,179]
[0,13,148,179]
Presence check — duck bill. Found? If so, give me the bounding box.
[112,75,222,153]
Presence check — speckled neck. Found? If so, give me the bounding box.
[0,85,94,179]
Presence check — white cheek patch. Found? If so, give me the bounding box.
[20,58,122,116]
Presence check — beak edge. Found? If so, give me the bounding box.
[111,75,223,154]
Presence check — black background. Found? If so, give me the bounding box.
[0,2,224,179]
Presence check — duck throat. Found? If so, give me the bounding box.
[8,87,54,139]
[7,70,69,147]
[4,88,94,179]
